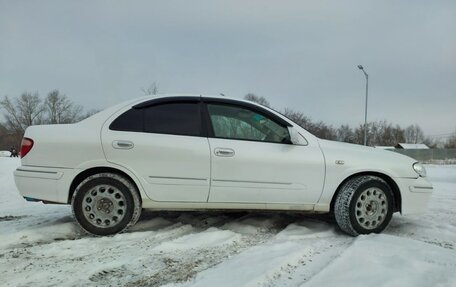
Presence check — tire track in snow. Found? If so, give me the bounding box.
[0,220,198,286]
[121,213,290,287]
[0,212,293,287]
[160,220,352,287]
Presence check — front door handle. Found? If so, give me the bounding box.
[112,140,134,150]
[214,148,235,157]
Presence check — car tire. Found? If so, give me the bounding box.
[71,173,142,236]
[334,175,394,236]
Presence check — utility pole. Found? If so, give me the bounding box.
[358,65,369,146]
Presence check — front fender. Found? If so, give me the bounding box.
[314,139,418,212]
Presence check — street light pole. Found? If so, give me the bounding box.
[358,65,369,146]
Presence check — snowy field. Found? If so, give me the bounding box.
[1,158,455,287]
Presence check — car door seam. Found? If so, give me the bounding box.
[206,137,213,202]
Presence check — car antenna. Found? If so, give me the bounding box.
[220,93,225,97]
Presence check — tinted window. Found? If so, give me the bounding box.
[144,102,201,136]
[110,108,143,132]
[207,104,290,143]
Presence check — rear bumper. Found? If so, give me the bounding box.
[395,176,433,215]
[14,166,75,203]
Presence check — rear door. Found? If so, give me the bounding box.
[101,97,211,202]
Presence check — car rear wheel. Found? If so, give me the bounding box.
[72,173,141,236]
[334,175,394,236]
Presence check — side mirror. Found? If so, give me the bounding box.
[288,127,308,146]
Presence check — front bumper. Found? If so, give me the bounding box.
[395,176,433,215]
[14,166,75,203]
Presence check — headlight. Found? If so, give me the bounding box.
[413,163,427,177]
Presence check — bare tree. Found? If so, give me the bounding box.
[45,90,83,124]
[0,123,22,150]
[311,121,337,140]
[0,92,45,133]
[141,82,159,96]
[282,108,312,130]
[391,125,406,145]
[244,93,270,107]
[337,125,355,143]
[282,108,336,140]
[445,130,456,148]
[404,124,424,144]
[423,136,439,149]
[353,121,405,146]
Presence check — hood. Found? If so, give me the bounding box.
[318,139,418,178]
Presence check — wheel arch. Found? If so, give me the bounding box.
[330,171,402,213]
[68,166,143,204]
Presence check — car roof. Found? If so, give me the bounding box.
[140,93,241,101]
[133,93,264,108]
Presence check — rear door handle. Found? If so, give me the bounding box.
[112,140,134,150]
[214,148,235,157]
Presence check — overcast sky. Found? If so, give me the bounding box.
[1,1,455,136]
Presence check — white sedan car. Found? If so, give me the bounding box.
[14,95,432,236]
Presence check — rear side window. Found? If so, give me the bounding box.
[109,108,143,132]
[110,102,201,136]
[144,103,200,136]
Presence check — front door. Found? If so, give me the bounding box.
[204,102,325,204]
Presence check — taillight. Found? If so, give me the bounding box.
[20,138,34,158]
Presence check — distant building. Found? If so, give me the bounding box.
[395,143,429,149]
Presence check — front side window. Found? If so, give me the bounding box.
[207,104,290,143]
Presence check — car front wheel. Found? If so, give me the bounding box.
[334,175,394,236]
[71,173,142,236]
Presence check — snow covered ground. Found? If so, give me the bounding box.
[1,158,455,287]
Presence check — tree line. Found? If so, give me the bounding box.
[0,90,455,150]
[0,90,97,149]
[244,93,456,148]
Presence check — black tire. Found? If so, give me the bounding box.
[334,175,394,236]
[71,173,142,236]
